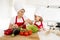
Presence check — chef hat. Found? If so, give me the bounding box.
[34,13,41,17]
[34,11,41,16]
[34,9,41,16]
[14,0,25,12]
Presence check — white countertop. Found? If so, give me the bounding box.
[38,30,60,40]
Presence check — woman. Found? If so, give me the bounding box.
[9,8,32,29]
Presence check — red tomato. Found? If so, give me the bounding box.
[19,31,24,35]
[28,30,32,35]
[24,31,28,36]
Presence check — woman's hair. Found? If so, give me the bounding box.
[21,9,25,12]
[34,15,36,20]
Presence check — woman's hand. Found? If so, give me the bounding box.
[12,24,18,28]
[9,24,18,29]
[9,24,13,29]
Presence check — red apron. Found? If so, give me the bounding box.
[34,21,43,29]
[15,16,26,29]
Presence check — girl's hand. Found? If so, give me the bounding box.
[39,28,45,31]
[38,28,41,32]
[41,28,46,31]
[25,19,33,25]
[43,28,46,31]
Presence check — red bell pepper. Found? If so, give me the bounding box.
[4,29,13,35]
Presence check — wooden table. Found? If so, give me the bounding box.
[0,33,40,40]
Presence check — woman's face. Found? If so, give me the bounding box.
[18,9,25,17]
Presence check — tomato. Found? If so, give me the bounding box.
[19,31,24,35]
[24,31,28,36]
[28,30,32,35]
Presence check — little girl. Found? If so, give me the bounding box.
[33,14,43,30]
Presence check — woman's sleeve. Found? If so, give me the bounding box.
[23,16,29,21]
[10,17,15,24]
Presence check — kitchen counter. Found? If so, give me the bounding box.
[0,29,60,40]
[0,30,40,40]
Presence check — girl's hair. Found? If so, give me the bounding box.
[39,16,43,22]
[34,15,43,22]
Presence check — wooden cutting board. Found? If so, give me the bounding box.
[0,33,40,40]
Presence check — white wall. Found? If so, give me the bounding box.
[0,0,12,19]
[0,0,13,30]
[13,0,60,22]
[36,7,60,22]
[0,0,60,30]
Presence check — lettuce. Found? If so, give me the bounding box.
[27,24,38,33]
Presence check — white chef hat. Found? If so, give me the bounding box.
[34,13,40,16]
[34,11,41,16]
[14,0,25,12]
[34,9,41,16]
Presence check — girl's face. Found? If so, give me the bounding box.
[34,15,40,22]
[18,9,25,17]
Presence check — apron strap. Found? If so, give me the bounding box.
[15,16,25,24]
[34,21,43,28]
[40,21,43,28]
[34,21,38,27]
[15,16,17,24]
[22,17,25,23]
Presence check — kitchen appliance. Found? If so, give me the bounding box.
[47,21,57,30]
[56,22,60,28]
